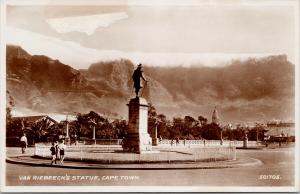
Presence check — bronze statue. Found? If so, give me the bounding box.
[132,64,146,97]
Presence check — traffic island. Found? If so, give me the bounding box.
[33,145,237,164]
[6,155,262,169]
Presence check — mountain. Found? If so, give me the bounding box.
[145,55,295,122]
[6,45,295,123]
[6,45,175,118]
[6,45,123,116]
[80,60,175,108]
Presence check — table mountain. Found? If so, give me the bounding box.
[7,45,294,123]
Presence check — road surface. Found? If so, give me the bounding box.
[5,148,295,187]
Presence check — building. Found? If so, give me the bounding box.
[12,115,57,126]
[265,121,295,141]
[7,115,58,146]
[212,106,219,125]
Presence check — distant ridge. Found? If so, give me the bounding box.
[6,45,295,123]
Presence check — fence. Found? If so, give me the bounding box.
[78,139,122,145]
[158,139,258,148]
[34,143,122,158]
[34,143,236,163]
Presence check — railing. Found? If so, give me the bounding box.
[158,139,259,147]
[34,143,236,163]
[78,139,122,145]
[34,143,122,159]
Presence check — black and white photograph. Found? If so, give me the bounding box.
[0,0,299,192]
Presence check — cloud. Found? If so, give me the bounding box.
[46,12,128,35]
[7,26,285,69]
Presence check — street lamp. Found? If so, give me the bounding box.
[65,115,69,138]
[152,118,158,146]
[220,128,223,145]
[90,118,97,144]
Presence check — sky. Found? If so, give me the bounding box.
[5,1,297,69]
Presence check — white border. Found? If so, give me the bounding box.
[293,0,300,192]
[0,0,7,191]
[1,0,299,192]
[2,186,299,192]
[4,0,299,6]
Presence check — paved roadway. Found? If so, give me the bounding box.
[5,148,295,187]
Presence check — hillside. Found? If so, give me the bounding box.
[6,45,122,116]
[145,55,295,122]
[6,45,295,123]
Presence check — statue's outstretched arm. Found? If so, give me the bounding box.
[141,74,146,81]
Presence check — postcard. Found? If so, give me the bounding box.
[0,0,299,192]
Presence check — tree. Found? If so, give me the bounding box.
[170,117,184,139]
[76,111,106,138]
[112,119,128,139]
[201,123,222,140]
[182,116,198,138]
[156,114,168,138]
[30,118,53,143]
[148,103,158,138]
[248,124,266,141]
[221,125,234,140]
[198,115,208,126]
[232,125,247,140]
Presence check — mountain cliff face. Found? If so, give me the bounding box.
[80,59,175,108]
[7,45,111,115]
[6,45,175,118]
[145,55,295,122]
[6,45,295,122]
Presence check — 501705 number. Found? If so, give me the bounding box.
[259,175,281,180]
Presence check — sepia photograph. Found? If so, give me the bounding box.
[0,0,299,192]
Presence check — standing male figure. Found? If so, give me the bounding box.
[50,142,56,165]
[132,64,147,97]
[54,141,60,164]
[55,141,59,163]
[20,133,27,154]
[58,140,67,165]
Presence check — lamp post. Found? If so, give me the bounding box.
[66,115,69,138]
[243,130,248,148]
[90,119,97,144]
[152,118,158,146]
[65,115,71,145]
[220,128,223,145]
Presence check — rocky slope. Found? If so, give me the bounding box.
[7,45,112,115]
[6,45,175,118]
[6,45,295,123]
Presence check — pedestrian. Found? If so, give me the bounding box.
[20,133,28,154]
[58,140,67,165]
[50,142,56,165]
[55,141,59,163]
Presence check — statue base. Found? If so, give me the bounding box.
[122,97,152,153]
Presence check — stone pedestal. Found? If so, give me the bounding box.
[122,97,152,153]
